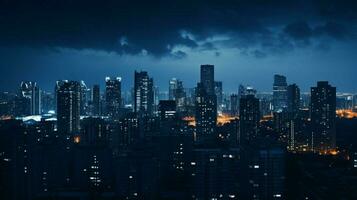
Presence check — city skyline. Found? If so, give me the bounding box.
[1,1,357,199]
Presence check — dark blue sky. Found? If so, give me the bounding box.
[1,0,357,93]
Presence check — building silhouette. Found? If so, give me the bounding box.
[20,81,41,115]
[134,71,154,116]
[239,94,260,143]
[105,77,121,118]
[92,84,100,116]
[310,81,336,153]
[56,80,81,135]
[273,75,287,112]
[195,65,217,136]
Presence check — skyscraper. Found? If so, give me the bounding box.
[175,80,186,112]
[230,94,239,116]
[310,81,336,153]
[92,85,100,116]
[56,80,81,135]
[20,81,41,115]
[239,94,260,143]
[200,64,215,95]
[273,75,287,112]
[287,84,300,113]
[215,81,223,112]
[105,77,122,118]
[195,65,217,137]
[79,80,89,115]
[287,84,300,118]
[134,71,154,116]
[169,78,178,100]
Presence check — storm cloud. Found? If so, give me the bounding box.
[1,0,356,57]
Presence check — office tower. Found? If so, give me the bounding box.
[56,80,81,135]
[195,65,217,136]
[195,83,217,136]
[287,84,300,118]
[79,80,89,115]
[134,71,154,116]
[230,94,239,116]
[200,64,215,95]
[238,84,247,98]
[41,91,54,114]
[92,85,100,116]
[153,86,159,114]
[175,80,186,112]
[215,81,223,112]
[273,110,290,142]
[169,78,178,100]
[105,77,121,118]
[20,81,41,115]
[310,81,336,153]
[273,74,287,111]
[158,100,176,120]
[239,94,260,143]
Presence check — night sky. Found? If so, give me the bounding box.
[1,0,357,92]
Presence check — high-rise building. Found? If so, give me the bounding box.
[20,81,41,115]
[215,81,223,112]
[92,85,100,116]
[230,94,239,116]
[200,64,215,95]
[195,65,217,136]
[105,77,121,118]
[287,84,300,118]
[80,80,89,115]
[310,81,336,153]
[169,78,178,100]
[56,80,81,135]
[239,94,260,143]
[196,83,217,136]
[134,71,154,116]
[273,75,287,111]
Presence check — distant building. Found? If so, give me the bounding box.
[196,83,217,136]
[105,77,121,118]
[287,84,300,118]
[273,75,287,112]
[20,81,41,115]
[56,80,81,135]
[230,94,239,116]
[92,84,100,115]
[195,65,217,136]
[215,81,223,112]
[239,94,260,143]
[200,64,215,95]
[169,78,178,100]
[134,71,154,116]
[310,81,336,153]
[79,80,89,115]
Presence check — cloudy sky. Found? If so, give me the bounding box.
[1,0,357,93]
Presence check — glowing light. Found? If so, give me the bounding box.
[74,136,81,144]
[182,114,237,127]
[336,109,357,119]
